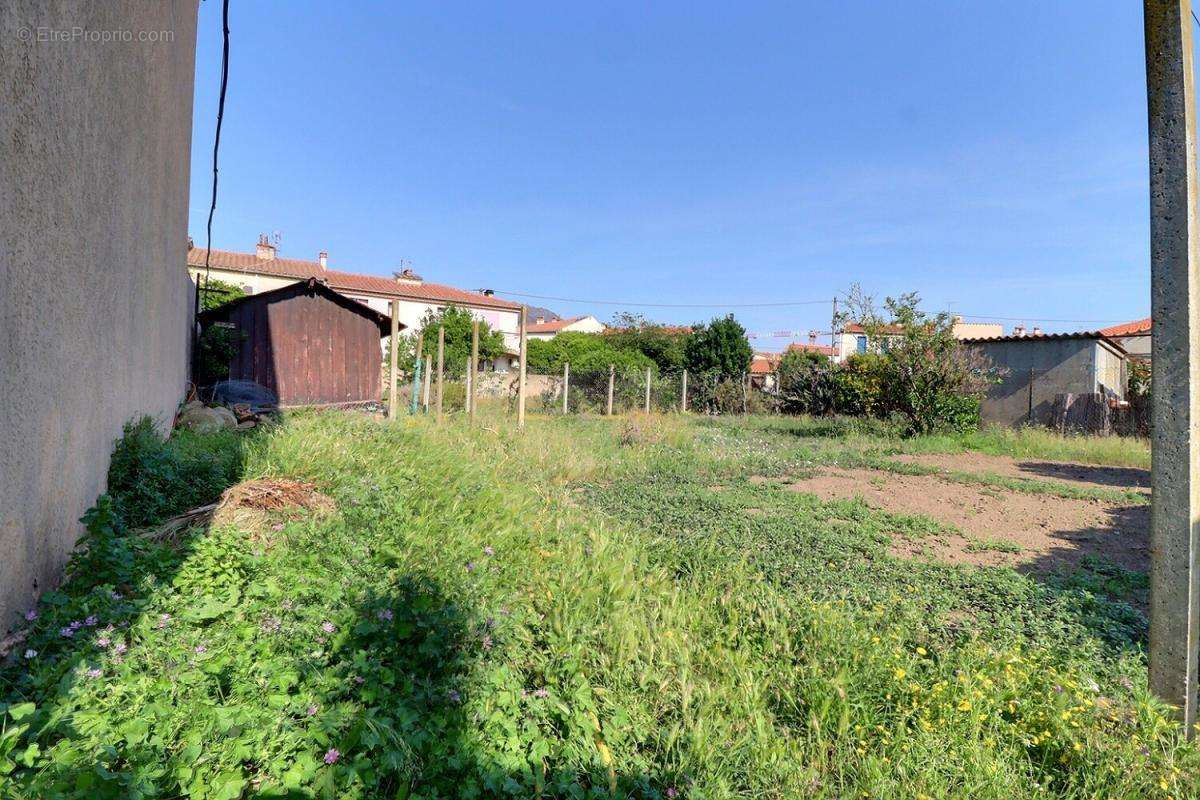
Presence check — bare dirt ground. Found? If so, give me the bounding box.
[891,452,1150,495]
[785,467,1148,577]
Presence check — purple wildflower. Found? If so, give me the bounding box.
[306,704,319,716]
[24,609,37,622]
[270,522,285,532]
[353,675,365,685]
[485,617,497,630]
[1053,685,1064,694]
[533,688,549,699]
[376,609,394,622]
[448,689,462,703]
[481,634,493,650]
[113,641,127,655]
[465,562,476,572]
[96,636,111,648]
[86,668,102,679]
[498,606,511,616]
[321,621,335,634]
[666,788,678,799]
[69,620,82,630]
[194,644,207,654]
[109,590,122,600]
[483,546,494,556]
[59,626,75,638]
[262,616,282,633]
[84,615,98,627]
[23,649,36,660]
[156,613,171,629]
[323,748,340,765]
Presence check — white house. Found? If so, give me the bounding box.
[526,315,606,340]
[187,236,524,370]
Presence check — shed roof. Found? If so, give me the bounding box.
[1099,317,1152,337]
[959,330,1127,355]
[198,278,399,337]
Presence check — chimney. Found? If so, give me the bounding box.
[393,267,423,285]
[1013,325,1027,337]
[187,236,194,251]
[480,288,495,296]
[808,331,817,345]
[1032,326,1043,336]
[318,251,328,269]
[535,316,546,325]
[255,234,276,260]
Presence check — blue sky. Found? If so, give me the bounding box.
[188,1,1150,347]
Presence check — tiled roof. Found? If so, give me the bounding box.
[1099,317,1152,337]
[527,316,585,334]
[844,322,904,334]
[187,247,521,311]
[750,355,779,374]
[786,342,836,356]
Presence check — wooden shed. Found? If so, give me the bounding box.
[198,278,398,407]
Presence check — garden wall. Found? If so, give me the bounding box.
[0,0,199,630]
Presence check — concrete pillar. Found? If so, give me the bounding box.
[1146,0,1200,731]
[517,306,528,429]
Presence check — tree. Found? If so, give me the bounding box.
[198,277,246,312]
[841,287,1001,434]
[413,306,506,378]
[683,315,752,378]
[526,331,651,374]
[604,312,688,372]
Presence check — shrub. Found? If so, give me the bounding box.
[196,325,245,385]
[778,350,836,415]
[106,417,244,529]
[832,354,888,417]
[197,278,246,312]
[683,315,753,378]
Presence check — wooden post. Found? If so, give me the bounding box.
[517,306,528,429]
[409,332,424,415]
[387,300,400,418]
[562,362,570,414]
[436,325,445,421]
[469,319,480,421]
[644,367,651,414]
[1146,0,1200,731]
[606,364,615,416]
[422,354,432,411]
[743,372,749,414]
[681,369,688,413]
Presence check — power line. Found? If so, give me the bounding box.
[953,313,1128,325]
[491,290,832,309]
[203,0,231,287]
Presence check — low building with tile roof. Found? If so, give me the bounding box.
[1099,317,1151,361]
[526,314,605,340]
[188,236,525,369]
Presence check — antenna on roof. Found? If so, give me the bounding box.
[272,231,281,246]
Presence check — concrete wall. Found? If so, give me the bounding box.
[1,1,199,630]
[966,338,1121,428]
[1114,333,1152,360]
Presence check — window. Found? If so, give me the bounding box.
[856,336,868,355]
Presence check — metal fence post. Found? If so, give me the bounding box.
[387,300,400,418]
[469,319,479,420]
[435,326,445,422]
[517,306,528,429]
[562,362,570,414]
[644,367,651,414]
[681,369,688,413]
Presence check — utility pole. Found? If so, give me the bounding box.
[1146,0,1200,733]
[831,296,838,357]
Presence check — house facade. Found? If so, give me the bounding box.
[187,237,524,369]
[526,314,606,340]
[834,317,1004,363]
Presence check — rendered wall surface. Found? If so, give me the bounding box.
[0,1,199,630]
[968,339,1107,427]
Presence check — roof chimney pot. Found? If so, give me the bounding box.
[318,251,328,269]
[255,234,276,261]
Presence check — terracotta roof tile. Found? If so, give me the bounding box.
[187,247,521,310]
[1099,317,1152,337]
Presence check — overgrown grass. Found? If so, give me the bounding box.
[901,425,1151,470]
[0,410,1190,799]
